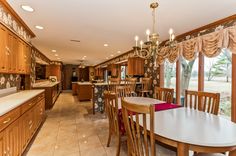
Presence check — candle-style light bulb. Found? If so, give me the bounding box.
[135,36,139,46]
[171,34,175,41]
[169,28,174,35]
[156,40,159,45]
[146,29,150,41]
[140,40,143,50]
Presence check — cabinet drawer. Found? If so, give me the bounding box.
[37,93,45,103]
[0,108,20,131]
[21,98,36,114]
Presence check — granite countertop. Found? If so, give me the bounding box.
[93,81,141,86]
[32,81,60,88]
[77,82,93,85]
[93,82,108,86]
[0,90,45,116]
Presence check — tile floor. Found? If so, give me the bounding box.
[24,92,177,156]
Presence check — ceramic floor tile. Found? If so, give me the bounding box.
[25,92,179,156]
[80,146,107,156]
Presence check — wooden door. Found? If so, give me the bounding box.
[0,25,8,73]
[0,131,5,156]
[12,35,19,73]
[5,120,20,156]
[6,32,14,73]
[20,111,30,151]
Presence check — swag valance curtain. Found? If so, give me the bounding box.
[157,25,236,64]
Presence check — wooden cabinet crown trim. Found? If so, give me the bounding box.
[0,1,36,38]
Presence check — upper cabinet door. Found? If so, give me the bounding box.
[0,25,9,73]
[6,32,15,73]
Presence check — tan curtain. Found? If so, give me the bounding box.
[156,55,166,65]
[167,44,180,63]
[200,30,223,58]
[181,38,199,61]
[226,26,236,53]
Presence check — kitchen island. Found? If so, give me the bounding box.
[76,82,93,101]
[32,81,61,109]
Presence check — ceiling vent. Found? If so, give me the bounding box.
[70,39,80,43]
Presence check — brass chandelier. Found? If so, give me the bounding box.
[133,2,177,65]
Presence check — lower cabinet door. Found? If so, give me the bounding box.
[0,131,5,156]
[5,120,20,156]
[20,111,31,151]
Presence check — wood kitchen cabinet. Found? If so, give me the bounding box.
[108,64,119,77]
[5,120,20,156]
[0,131,4,156]
[0,92,45,156]
[127,57,144,76]
[0,24,8,73]
[95,68,104,78]
[0,23,31,75]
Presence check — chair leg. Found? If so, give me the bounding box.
[116,136,121,156]
[107,127,112,147]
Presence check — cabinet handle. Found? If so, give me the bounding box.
[29,124,32,130]
[29,120,32,125]
[29,103,32,106]
[3,118,11,124]
[4,151,7,155]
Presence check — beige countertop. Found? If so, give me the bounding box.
[32,81,60,88]
[0,90,45,116]
[93,82,108,86]
[77,82,92,85]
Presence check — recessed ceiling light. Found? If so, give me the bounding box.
[52,50,57,52]
[117,51,121,54]
[21,5,34,12]
[106,57,109,59]
[110,54,114,57]
[55,54,58,56]
[83,56,87,58]
[35,25,44,30]
[57,58,61,60]
[104,44,108,47]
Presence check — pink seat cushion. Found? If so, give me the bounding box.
[155,103,182,111]
[118,103,182,135]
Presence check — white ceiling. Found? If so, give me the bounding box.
[7,0,236,65]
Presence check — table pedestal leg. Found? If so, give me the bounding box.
[229,149,236,156]
[177,142,189,156]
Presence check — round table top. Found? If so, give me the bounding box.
[118,97,165,109]
[139,107,236,147]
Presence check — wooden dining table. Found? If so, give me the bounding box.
[121,97,236,156]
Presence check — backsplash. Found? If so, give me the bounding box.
[0,74,21,90]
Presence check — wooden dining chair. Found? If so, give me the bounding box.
[121,98,155,156]
[185,90,220,115]
[108,78,120,93]
[125,78,137,96]
[104,91,122,156]
[154,87,174,103]
[139,78,152,97]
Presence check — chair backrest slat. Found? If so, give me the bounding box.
[154,87,174,103]
[185,90,220,115]
[141,78,151,91]
[104,91,120,135]
[108,78,120,93]
[126,78,137,93]
[121,98,155,156]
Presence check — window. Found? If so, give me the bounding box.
[180,56,199,96]
[164,61,176,90]
[121,65,126,80]
[204,48,232,118]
